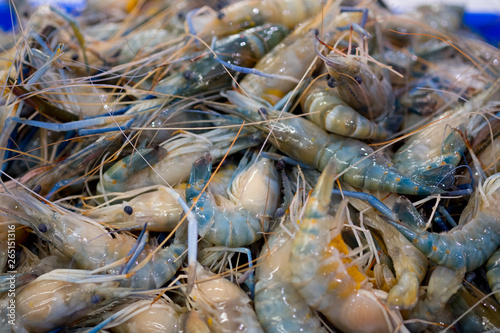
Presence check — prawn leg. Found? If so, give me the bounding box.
[337,6,370,37]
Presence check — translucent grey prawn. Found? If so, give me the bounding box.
[154,24,289,97]
[393,81,500,177]
[289,161,396,333]
[12,269,149,333]
[5,191,186,289]
[98,126,263,193]
[389,172,500,272]
[186,151,280,247]
[223,90,445,195]
[255,179,327,332]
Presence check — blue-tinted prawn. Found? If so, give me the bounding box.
[186,152,280,247]
[255,174,327,332]
[223,90,445,195]
[389,172,500,271]
[289,161,398,333]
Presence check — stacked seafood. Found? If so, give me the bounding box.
[0,0,500,332]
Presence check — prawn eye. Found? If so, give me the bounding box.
[91,294,102,304]
[275,207,286,217]
[33,184,42,194]
[354,76,363,84]
[258,107,267,118]
[183,70,195,81]
[124,206,133,215]
[38,223,48,233]
[327,77,337,88]
[217,12,225,20]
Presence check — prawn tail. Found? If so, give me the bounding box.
[392,196,427,233]
[187,154,212,197]
[186,154,214,237]
[386,272,420,310]
[412,163,456,190]
[304,160,337,220]
[387,220,466,270]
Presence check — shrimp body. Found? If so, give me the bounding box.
[255,210,326,332]
[10,192,185,289]
[393,85,497,176]
[301,81,388,139]
[225,90,443,195]
[193,0,321,38]
[186,153,279,247]
[99,127,262,193]
[103,299,183,333]
[189,263,263,332]
[15,272,140,333]
[289,161,392,333]
[155,24,289,97]
[323,53,395,120]
[390,172,500,271]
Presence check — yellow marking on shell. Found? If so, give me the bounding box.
[446,249,450,254]
[330,234,349,255]
[112,180,117,184]
[126,0,138,12]
[312,137,316,143]
[122,164,127,168]
[208,318,213,325]
[396,178,401,182]
[432,246,437,251]
[388,163,392,167]
[346,265,365,288]
[262,88,285,105]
